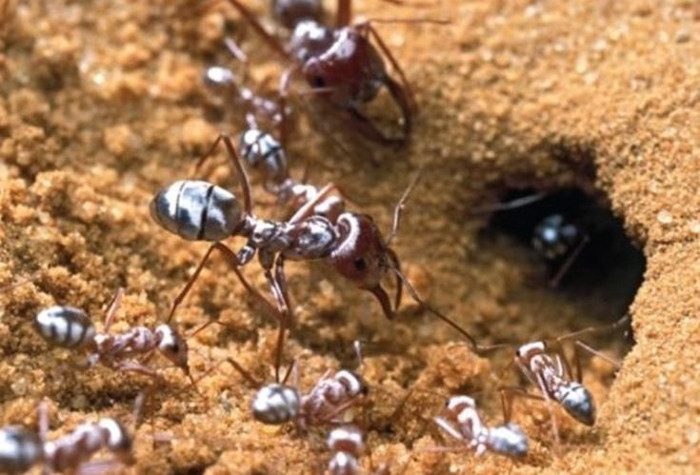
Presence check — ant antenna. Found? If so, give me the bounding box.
[387,169,422,245]
[470,192,548,215]
[388,265,478,351]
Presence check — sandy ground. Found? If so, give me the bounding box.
[0,0,698,473]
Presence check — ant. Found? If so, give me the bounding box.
[326,425,364,475]
[33,287,198,387]
[150,134,479,378]
[226,354,367,430]
[498,315,629,451]
[433,395,528,458]
[0,400,133,473]
[474,189,611,287]
[205,0,424,146]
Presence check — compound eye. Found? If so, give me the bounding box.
[312,75,326,88]
[354,257,367,272]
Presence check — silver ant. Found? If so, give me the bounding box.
[499,315,629,451]
[226,354,367,430]
[0,400,133,473]
[33,287,197,387]
[433,395,528,458]
[205,0,423,146]
[150,134,478,376]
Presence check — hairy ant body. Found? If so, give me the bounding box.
[150,134,478,377]
[499,315,629,450]
[33,288,195,386]
[208,0,418,146]
[433,395,528,458]
[0,401,133,473]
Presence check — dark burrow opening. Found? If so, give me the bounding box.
[480,186,646,325]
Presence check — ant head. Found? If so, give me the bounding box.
[328,213,397,318]
[515,341,546,360]
[155,324,189,373]
[273,0,322,29]
[445,395,476,413]
[488,423,529,457]
[150,180,245,242]
[559,382,596,426]
[301,29,385,103]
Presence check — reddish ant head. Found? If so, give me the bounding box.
[327,213,398,319]
[302,29,386,105]
[155,324,189,373]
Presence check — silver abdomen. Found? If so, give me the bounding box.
[487,423,529,457]
[239,129,288,186]
[0,426,43,473]
[251,384,301,424]
[150,180,243,241]
[558,382,596,426]
[35,306,96,348]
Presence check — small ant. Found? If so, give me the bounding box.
[0,400,133,473]
[433,395,528,458]
[33,287,196,386]
[499,315,629,451]
[475,190,597,287]
[206,0,423,146]
[326,425,364,475]
[226,355,367,430]
[150,134,479,379]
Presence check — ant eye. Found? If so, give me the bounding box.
[312,75,325,88]
[168,343,180,354]
[354,258,367,271]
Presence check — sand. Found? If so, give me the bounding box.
[0,0,698,473]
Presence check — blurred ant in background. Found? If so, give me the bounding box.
[203,0,444,146]
[474,187,646,291]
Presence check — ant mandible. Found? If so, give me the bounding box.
[206,0,426,146]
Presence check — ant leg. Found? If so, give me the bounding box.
[223,36,248,63]
[288,182,339,223]
[278,66,299,152]
[103,287,125,332]
[219,0,289,59]
[498,386,545,422]
[225,357,263,388]
[572,340,622,383]
[193,134,254,216]
[433,416,464,441]
[555,314,631,344]
[549,234,590,288]
[346,105,406,147]
[336,0,352,27]
[220,134,253,215]
[387,170,422,245]
[38,399,50,444]
[390,266,478,351]
[359,22,416,109]
[167,242,276,325]
[383,75,413,144]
